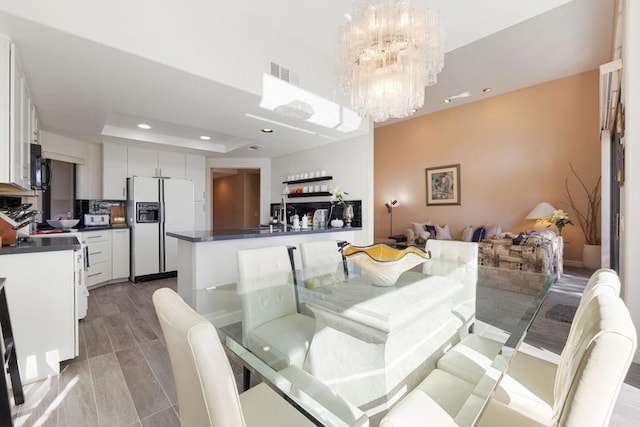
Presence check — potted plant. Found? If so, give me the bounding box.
[565,163,601,270]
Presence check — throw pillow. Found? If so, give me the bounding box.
[472,227,486,242]
[461,225,474,242]
[425,224,437,238]
[484,223,502,239]
[411,222,430,237]
[435,224,452,240]
[404,229,416,242]
[419,230,430,241]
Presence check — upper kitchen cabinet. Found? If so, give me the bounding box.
[102,142,128,200]
[77,143,102,200]
[128,147,185,179]
[0,39,35,192]
[186,154,206,202]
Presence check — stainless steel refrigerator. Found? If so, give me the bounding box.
[127,177,194,282]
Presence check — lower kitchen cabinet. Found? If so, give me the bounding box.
[0,250,76,383]
[112,228,130,280]
[82,230,112,287]
[82,228,131,287]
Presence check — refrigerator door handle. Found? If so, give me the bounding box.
[160,179,168,273]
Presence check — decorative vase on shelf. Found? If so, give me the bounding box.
[343,204,354,228]
[330,219,344,228]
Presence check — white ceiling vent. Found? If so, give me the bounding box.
[270,62,299,85]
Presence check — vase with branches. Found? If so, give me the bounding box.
[565,163,601,245]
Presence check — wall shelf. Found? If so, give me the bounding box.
[283,176,333,185]
[287,192,331,198]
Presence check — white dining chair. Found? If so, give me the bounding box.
[237,246,315,374]
[423,239,479,334]
[152,288,314,427]
[299,240,346,288]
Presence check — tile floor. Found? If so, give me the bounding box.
[9,268,640,426]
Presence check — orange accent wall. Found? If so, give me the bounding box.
[374,70,600,262]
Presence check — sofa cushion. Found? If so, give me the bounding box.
[436,224,453,240]
[426,224,437,238]
[411,221,431,237]
[461,226,474,242]
[472,227,486,242]
[484,223,502,239]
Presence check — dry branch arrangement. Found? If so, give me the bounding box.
[565,163,601,245]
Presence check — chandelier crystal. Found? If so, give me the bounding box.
[336,0,445,122]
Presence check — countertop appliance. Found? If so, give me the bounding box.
[84,214,110,226]
[127,177,194,282]
[312,209,328,229]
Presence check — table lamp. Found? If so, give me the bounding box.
[526,202,556,231]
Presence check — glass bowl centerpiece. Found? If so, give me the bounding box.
[342,243,430,287]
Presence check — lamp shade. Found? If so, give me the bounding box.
[525,202,556,219]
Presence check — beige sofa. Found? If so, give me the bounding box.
[401,223,563,278]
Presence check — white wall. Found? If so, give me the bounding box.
[271,132,374,246]
[620,0,640,363]
[206,157,272,228]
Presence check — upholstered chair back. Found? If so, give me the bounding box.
[552,292,637,426]
[153,288,246,427]
[237,246,297,346]
[424,240,479,325]
[300,240,345,286]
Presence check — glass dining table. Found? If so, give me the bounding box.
[183,259,553,427]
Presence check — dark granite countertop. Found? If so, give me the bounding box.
[34,225,130,234]
[0,237,81,255]
[167,227,362,243]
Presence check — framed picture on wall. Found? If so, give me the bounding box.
[426,164,461,206]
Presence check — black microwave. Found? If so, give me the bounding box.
[30,144,43,189]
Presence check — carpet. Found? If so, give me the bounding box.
[546,304,577,323]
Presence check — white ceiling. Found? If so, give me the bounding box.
[0,0,614,159]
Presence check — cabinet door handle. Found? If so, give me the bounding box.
[87,235,102,239]
[90,251,102,256]
[88,272,102,278]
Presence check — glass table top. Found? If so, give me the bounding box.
[183,259,553,426]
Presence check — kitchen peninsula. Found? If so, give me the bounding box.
[0,237,82,383]
[167,227,360,325]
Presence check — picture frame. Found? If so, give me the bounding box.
[426,164,461,206]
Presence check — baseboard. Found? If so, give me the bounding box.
[563,260,584,268]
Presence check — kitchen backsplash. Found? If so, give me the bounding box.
[75,200,126,226]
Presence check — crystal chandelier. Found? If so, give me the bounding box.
[336,0,445,122]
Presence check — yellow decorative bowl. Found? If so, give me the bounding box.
[342,243,430,287]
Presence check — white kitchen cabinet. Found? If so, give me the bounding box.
[0,250,76,382]
[127,146,157,178]
[194,201,206,230]
[128,147,185,179]
[112,228,130,281]
[81,230,112,287]
[103,142,128,200]
[186,153,206,201]
[77,143,102,199]
[158,151,186,179]
[0,39,33,191]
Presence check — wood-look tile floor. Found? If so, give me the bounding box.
[10,269,640,426]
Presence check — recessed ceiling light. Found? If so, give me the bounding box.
[482,87,493,93]
[261,128,274,133]
[443,99,451,104]
[137,123,151,129]
[199,135,211,140]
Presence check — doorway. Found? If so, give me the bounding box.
[211,168,260,230]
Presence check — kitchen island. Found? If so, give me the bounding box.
[167,227,360,326]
